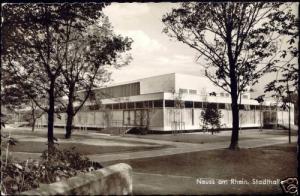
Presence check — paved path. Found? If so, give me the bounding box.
[87,135,297,162]
[5,126,297,163]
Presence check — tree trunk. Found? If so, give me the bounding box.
[65,85,74,139]
[32,118,36,132]
[47,79,55,151]
[65,108,74,139]
[227,49,240,150]
[31,107,36,132]
[229,94,240,150]
[225,20,240,150]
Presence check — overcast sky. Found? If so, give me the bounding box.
[103,3,298,99]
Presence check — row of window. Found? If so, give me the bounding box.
[80,100,280,111]
[178,89,249,99]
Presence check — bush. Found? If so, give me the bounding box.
[201,103,223,135]
[1,146,102,195]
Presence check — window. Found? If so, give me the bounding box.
[179,88,188,94]
[165,100,175,107]
[208,103,217,109]
[143,101,151,108]
[250,105,256,110]
[238,104,245,110]
[189,89,197,94]
[127,102,134,109]
[194,102,202,108]
[226,93,230,97]
[242,95,248,99]
[120,103,126,109]
[154,100,163,108]
[89,105,100,111]
[147,101,153,108]
[135,102,143,109]
[112,103,120,110]
[105,104,112,109]
[218,103,225,109]
[185,101,193,108]
[225,103,231,110]
[220,92,224,97]
[244,104,250,110]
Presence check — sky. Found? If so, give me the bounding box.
[103,3,298,99]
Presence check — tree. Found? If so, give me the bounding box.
[1,64,45,132]
[1,67,27,127]
[1,3,107,151]
[162,2,295,149]
[201,103,222,135]
[263,4,298,145]
[58,18,132,139]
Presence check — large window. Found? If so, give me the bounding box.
[244,104,250,110]
[154,100,163,108]
[194,101,202,108]
[127,102,134,109]
[179,88,188,94]
[185,101,193,108]
[105,104,112,109]
[95,82,140,99]
[120,103,126,109]
[218,103,225,109]
[189,89,197,94]
[238,104,245,110]
[135,101,143,109]
[208,103,217,109]
[225,103,231,110]
[165,100,175,107]
[112,103,120,110]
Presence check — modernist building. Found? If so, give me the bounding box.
[37,73,294,132]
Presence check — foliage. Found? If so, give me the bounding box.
[162,2,296,149]
[264,4,298,101]
[1,3,110,147]
[58,13,132,138]
[201,103,223,135]
[1,146,102,195]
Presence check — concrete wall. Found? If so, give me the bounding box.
[140,73,175,94]
[163,108,263,131]
[21,163,132,196]
[174,73,251,99]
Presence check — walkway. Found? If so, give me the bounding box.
[87,135,297,162]
[5,126,297,163]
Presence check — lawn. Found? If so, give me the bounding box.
[8,141,167,155]
[104,143,297,195]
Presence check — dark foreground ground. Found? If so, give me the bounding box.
[104,143,297,195]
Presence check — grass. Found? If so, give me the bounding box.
[127,132,261,144]
[105,143,297,178]
[9,141,167,155]
[104,143,297,195]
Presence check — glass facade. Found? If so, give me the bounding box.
[84,100,279,112]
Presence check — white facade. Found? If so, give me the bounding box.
[37,73,294,132]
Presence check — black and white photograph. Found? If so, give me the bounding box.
[1,2,299,195]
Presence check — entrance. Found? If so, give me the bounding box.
[123,109,149,127]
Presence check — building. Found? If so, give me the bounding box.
[37,73,294,132]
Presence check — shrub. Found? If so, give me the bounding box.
[1,146,102,195]
[201,103,223,134]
